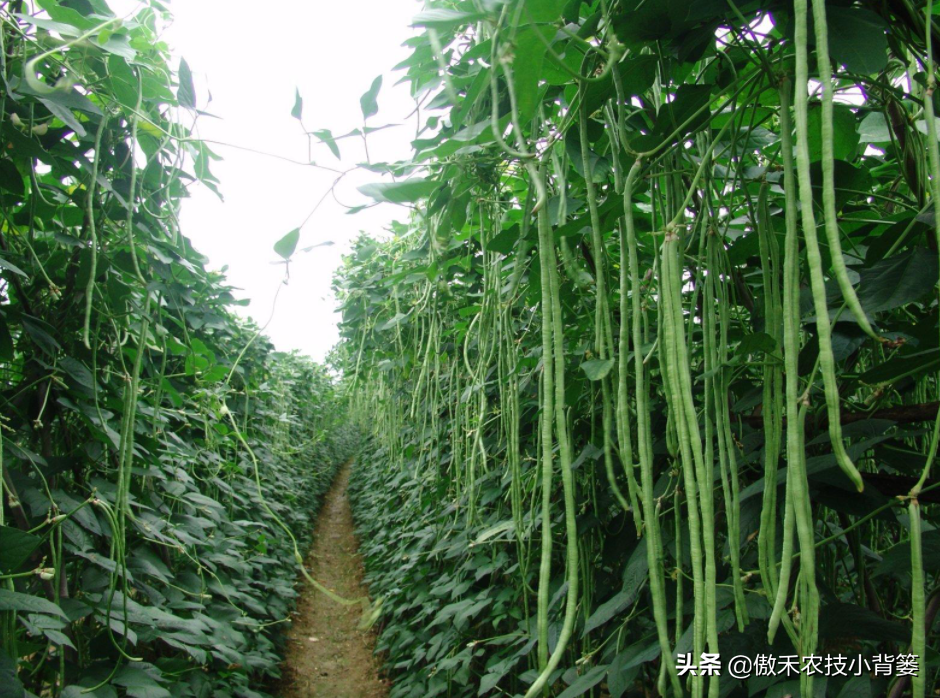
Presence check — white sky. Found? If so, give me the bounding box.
[149,0,421,361]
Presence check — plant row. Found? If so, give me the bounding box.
[334,0,940,696]
[0,2,353,696]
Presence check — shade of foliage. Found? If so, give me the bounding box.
[334,0,940,696]
[0,2,353,696]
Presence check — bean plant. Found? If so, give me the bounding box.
[335,0,940,696]
[0,2,354,696]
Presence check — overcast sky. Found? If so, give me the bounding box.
[149,0,421,360]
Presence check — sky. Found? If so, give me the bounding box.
[144,0,422,360]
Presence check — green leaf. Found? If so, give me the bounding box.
[827,7,888,75]
[512,25,551,126]
[360,75,382,120]
[38,96,86,137]
[0,316,12,361]
[621,537,649,601]
[807,104,859,162]
[0,525,41,573]
[313,129,340,159]
[857,248,939,314]
[107,55,141,112]
[42,628,76,650]
[0,652,25,698]
[478,671,505,695]
[357,178,438,204]
[378,312,409,331]
[618,55,659,98]
[556,665,608,698]
[565,128,611,183]
[0,160,25,197]
[177,58,196,109]
[526,0,567,22]
[21,315,59,356]
[874,528,940,578]
[473,520,514,545]
[858,112,891,143]
[34,0,96,30]
[411,9,483,30]
[60,357,95,389]
[818,602,909,642]
[274,228,300,260]
[608,639,660,698]
[0,589,68,618]
[291,88,303,120]
[581,358,614,381]
[15,80,102,114]
[488,225,520,255]
[0,255,26,278]
[17,15,81,37]
[113,664,171,698]
[583,589,632,635]
[629,84,713,152]
[858,348,940,385]
[735,332,777,357]
[583,539,650,634]
[612,0,672,50]
[60,688,115,698]
[201,365,228,383]
[811,159,871,211]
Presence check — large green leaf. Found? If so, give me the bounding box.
[826,7,888,75]
[35,0,96,30]
[874,528,940,578]
[512,25,551,126]
[583,588,630,635]
[806,104,859,162]
[818,602,909,642]
[411,9,484,30]
[526,0,567,23]
[177,58,196,108]
[580,358,614,381]
[38,96,86,137]
[0,316,12,361]
[856,248,939,314]
[357,178,439,204]
[273,228,300,260]
[21,315,60,356]
[0,525,41,573]
[0,256,28,277]
[858,111,891,143]
[0,160,25,197]
[360,75,382,120]
[0,653,25,698]
[629,84,714,152]
[612,0,673,49]
[112,664,171,698]
[607,639,660,698]
[556,665,608,698]
[0,589,68,618]
[313,129,340,159]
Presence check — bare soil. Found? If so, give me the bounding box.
[277,463,388,698]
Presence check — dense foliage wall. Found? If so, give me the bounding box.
[0,2,353,697]
[336,0,940,697]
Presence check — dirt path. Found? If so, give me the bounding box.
[278,463,388,698]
